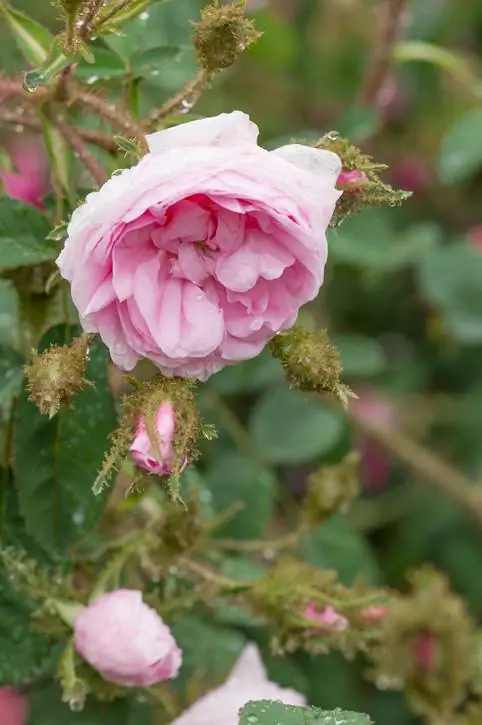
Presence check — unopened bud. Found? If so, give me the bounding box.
[25,334,92,418]
[130,401,187,477]
[192,0,261,73]
[304,603,348,632]
[304,452,360,525]
[269,327,355,407]
[337,169,369,191]
[412,631,439,673]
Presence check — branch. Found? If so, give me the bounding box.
[345,403,482,526]
[358,0,409,107]
[52,117,108,186]
[146,70,210,128]
[0,108,118,153]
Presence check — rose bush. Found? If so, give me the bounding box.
[57,111,341,380]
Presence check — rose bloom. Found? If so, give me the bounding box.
[57,111,341,380]
[130,401,184,476]
[171,644,306,725]
[1,137,48,209]
[74,589,181,687]
[0,687,29,725]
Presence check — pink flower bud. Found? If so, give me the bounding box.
[74,589,182,687]
[130,401,184,476]
[389,157,431,195]
[303,603,348,632]
[337,169,368,191]
[361,605,386,622]
[412,632,438,673]
[1,138,48,209]
[352,391,397,493]
[468,226,482,253]
[0,687,29,725]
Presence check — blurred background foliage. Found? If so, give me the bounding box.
[3,0,482,724]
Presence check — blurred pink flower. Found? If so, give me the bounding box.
[352,391,397,493]
[303,603,348,632]
[74,589,182,687]
[389,157,431,195]
[0,686,29,725]
[171,644,305,725]
[467,226,482,253]
[361,605,386,622]
[1,137,48,209]
[130,401,184,476]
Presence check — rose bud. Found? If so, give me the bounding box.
[130,401,186,476]
[74,590,182,687]
[57,111,341,381]
[304,603,349,632]
[0,686,29,725]
[337,169,368,191]
[172,644,305,725]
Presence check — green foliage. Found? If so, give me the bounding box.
[438,109,482,184]
[238,700,371,725]
[250,388,345,464]
[13,325,117,554]
[0,345,23,406]
[0,199,56,270]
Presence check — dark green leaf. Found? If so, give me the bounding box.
[171,615,245,693]
[0,345,23,406]
[250,389,345,464]
[206,349,284,395]
[333,334,386,379]
[204,452,276,539]
[14,325,117,554]
[438,108,482,184]
[239,700,371,725]
[416,243,482,343]
[335,107,381,143]
[0,279,19,347]
[131,45,183,75]
[0,199,55,270]
[76,46,126,81]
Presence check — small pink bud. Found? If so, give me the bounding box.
[412,632,438,673]
[1,138,48,209]
[337,169,368,191]
[0,686,29,725]
[468,226,482,253]
[74,589,182,687]
[130,401,183,476]
[389,157,431,195]
[303,603,348,632]
[353,391,397,493]
[361,605,386,622]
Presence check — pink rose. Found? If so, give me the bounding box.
[172,644,305,725]
[74,589,182,687]
[468,226,482,253]
[57,111,341,380]
[1,137,48,209]
[0,686,29,725]
[303,603,348,632]
[412,632,438,673]
[352,390,397,493]
[361,605,386,622]
[130,401,184,476]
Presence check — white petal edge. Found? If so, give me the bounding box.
[271,144,341,183]
[146,111,259,155]
[227,644,267,684]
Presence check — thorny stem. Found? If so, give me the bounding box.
[94,0,136,30]
[201,389,263,465]
[345,403,482,527]
[207,524,308,554]
[179,557,242,590]
[0,108,118,153]
[147,70,210,127]
[358,0,409,107]
[72,86,148,147]
[52,116,108,186]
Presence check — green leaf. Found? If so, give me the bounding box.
[438,109,482,184]
[333,334,386,379]
[335,107,381,143]
[41,114,75,202]
[29,683,154,725]
[0,345,23,406]
[204,452,276,540]
[329,211,438,272]
[13,325,117,554]
[206,349,284,395]
[300,517,380,586]
[171,615,245,693]
[416,243,482,343]
[239,700,371,725]
[0,279,19,347]
[76,45,126,81]
[0,566,58,687]
[131,45,183,75]
[250,389,345,465]
[0,199,56,270]
[0,3,53,65]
